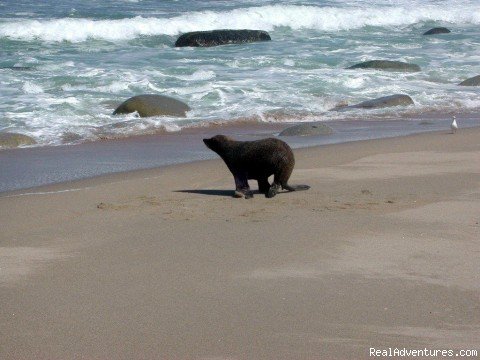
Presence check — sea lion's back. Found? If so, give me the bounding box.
[239,138,294,174]
[261,138,294,163]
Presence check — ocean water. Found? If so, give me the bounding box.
[1,0,480,147]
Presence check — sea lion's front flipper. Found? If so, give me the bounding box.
[234,174,253,199]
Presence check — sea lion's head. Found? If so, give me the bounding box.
[203,135,231,153]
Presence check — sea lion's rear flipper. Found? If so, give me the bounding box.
[283,184,310,192]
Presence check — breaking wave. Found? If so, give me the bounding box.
[1,4,480,42]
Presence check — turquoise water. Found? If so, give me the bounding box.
[1,0,480,146]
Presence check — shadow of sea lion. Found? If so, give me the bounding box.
[175,187,309,197]
[175,189,235,197]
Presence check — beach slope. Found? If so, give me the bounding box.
[1,128,479,359]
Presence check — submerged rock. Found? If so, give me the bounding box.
[331,100,349,111]
[279,122,333,136]
[336,94,414,111]
[113,94,190,118]
[175,29,271,47]
[458,75,480,86]
[347,60,421,72]
[0,66,32,71]
[61,132,83,143]
[419,120,434,125]
[423,27,451,35]
[0,133,37,149]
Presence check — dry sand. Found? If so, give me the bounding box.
[1,128,479,359]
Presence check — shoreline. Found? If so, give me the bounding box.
[1,114,479,194]
[1,127,479,359]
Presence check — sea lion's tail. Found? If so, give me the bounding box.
[283,184,310,192]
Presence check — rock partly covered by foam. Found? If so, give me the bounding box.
[458,75,480,86]
[423,27,451,35]
[336,94,414,111]
[279,123,333,136]
[113,95,190,118]
[0,133,37,149]
[175,29,271,47]
[347,60,421,72]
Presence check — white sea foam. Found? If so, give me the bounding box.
[22,81,44,94]
[3,1,480,149]
[344,77,366,89]
[96,81,131,93]
[176,70,216,81]
[162,123,182,132]
[1,4,480,42]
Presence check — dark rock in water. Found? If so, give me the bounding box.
[347,60,421,72]
[279,122,333,136]
[331,100,349,111]
[0,133,37,149]
[351,94,414,109]
[113,94,190,118]
[458,75,480,86]
[336,94,414,111]
[175,29,271,47]
[419,120,434,125]
[0,66,32,71]
[423,27,451,35]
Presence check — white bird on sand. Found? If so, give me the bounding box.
[451,115,458,134]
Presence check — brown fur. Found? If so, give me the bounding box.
[203,135,309,198]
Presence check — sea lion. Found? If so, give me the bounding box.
[203,135,310,198]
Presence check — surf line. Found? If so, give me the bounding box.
[1,186,94,198]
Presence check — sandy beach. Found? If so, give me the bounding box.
[1,128,479,359]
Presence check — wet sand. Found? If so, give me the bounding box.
[1,127,479,359]
[2,115,478,194]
